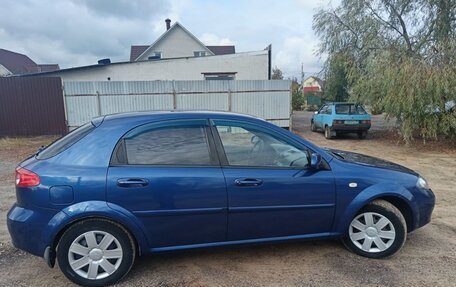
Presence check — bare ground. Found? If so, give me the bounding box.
[0,113,455,287]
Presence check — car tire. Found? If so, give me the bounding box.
[57,218,136,287]
[358,131,367,139]
[324,126,333,139]
[311,121,317,132]
[342,199,406,259]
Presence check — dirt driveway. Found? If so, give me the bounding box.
[0,112,455,287]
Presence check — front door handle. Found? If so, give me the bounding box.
[117,178,149,188]
[235,178,263,187]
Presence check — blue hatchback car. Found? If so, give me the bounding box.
[311,102,371,139]
[8,111,435,286]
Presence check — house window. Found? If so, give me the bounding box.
[148,52,161,60]
[194,51,206,57]
[203,73,236,80]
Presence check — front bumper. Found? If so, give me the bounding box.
[332,124,371,132]
[7,204,58,257]
[413,189,435,230]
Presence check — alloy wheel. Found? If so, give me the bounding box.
[349,212,396,253]
[68,230,123,280]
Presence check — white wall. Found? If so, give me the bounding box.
[137,25,212,60]
[46,51,269,81]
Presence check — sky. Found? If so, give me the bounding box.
[0,0,337,79]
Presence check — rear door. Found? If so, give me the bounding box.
[107,119,227,248]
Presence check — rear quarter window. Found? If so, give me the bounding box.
[36,123,95,160]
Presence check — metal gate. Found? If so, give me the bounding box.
[0,77,67,136]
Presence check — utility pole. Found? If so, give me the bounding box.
[300,62,304,85]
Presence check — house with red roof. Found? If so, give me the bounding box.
[0,49,59,76]
[31,19,270,81]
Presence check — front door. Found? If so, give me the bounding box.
[107,119,227,248]
[315,104,328,129]
[212,120,336,241]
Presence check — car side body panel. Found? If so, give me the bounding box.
[7,111,434,264]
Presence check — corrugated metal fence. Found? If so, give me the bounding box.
[64,80,292,129]
[0,77,67,136]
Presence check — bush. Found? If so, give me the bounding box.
[292,87,305,111]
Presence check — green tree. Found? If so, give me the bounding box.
[313,0,456,143]
[324,53,350,102]
[291,79,304,110]
[272,66,284,80]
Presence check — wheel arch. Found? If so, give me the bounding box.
[334,184,417,234]
[374,196,414,232]
[42,201,149,267]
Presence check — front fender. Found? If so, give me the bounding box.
[334,182,416,234]
[40,201,149,256]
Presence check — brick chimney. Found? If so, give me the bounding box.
[165,18,171,30]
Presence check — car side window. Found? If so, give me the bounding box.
[319,105,328,114]
[120,121,212,166]
[214,122,309,168]
[325,105,333,115]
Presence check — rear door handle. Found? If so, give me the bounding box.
[117,178,149,188]
[235,178,263,187]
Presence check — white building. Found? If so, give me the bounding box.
[31,19,271,82]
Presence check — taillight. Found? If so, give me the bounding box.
[333,120,344,124]
[15,167,40,187]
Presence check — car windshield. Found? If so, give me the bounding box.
[335,104,367,115]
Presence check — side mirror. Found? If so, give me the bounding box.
[314,111,319,115]
[251,135,260,144]
[310,153,322,170]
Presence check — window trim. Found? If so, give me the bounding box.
[109,119,220,167]
[209,119,314,170]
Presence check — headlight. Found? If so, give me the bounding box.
[416,176,430,191]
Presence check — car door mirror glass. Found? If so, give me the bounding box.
[314,111,319,115]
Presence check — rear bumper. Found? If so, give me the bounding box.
[332,124,371,132]
[7,204,57,257]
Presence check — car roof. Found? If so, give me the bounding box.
[326,102,357,105]
[101,110,260,123]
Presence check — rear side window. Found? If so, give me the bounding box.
[36,123,95,160]
[122,125,212,165]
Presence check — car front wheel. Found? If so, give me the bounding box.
[342,199,406,259]
[311,121,317,132]
[57,219,136,287]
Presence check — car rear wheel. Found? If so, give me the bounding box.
[57,219,136,287]
[342,200,406,258]
[358,131,367,139]
[324,126,334,139]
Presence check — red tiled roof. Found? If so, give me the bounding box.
[130,45,149,61]
[0,49,39,74]
[206,45,235,55]
[303,86,322,93]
